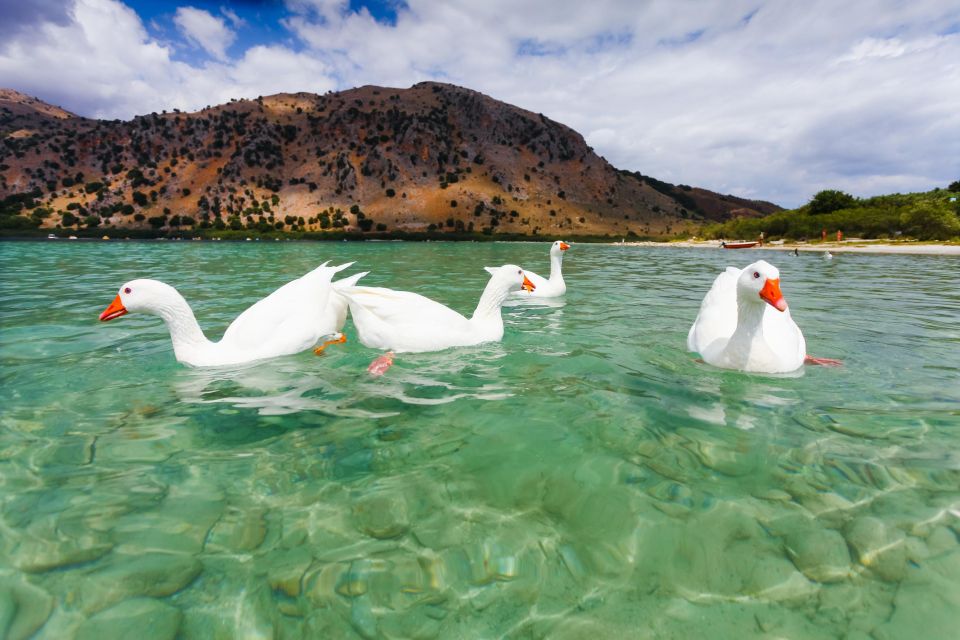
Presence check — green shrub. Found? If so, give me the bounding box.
[705,188,959,241]
[0,215,40,230]
[900,203,960,240]
[809,189,857,215]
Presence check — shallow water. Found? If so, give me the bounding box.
[1,240,958,639]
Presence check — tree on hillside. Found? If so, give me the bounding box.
[948,180,960,192]
[900,202,960,240]
[809,189,856,214]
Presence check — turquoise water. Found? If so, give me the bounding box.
[1,240,959,639]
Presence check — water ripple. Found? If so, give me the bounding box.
[1,241,959,638]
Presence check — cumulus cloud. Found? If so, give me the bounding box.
[1,0,958,206]
[173,6,236,61]
[0,0,73,37]
[220,6,246,29]
[0,0,335,118]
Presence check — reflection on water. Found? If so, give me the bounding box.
[172,342,513,416]
[1,241,959,638]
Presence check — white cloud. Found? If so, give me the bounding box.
[173,5,235,61]
[270,0,960,205]
[220,6,246,29]
[1,0,958,206]
[836,35,944,64]
[0,0,337,118]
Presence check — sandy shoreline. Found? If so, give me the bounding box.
[615,240,960,256]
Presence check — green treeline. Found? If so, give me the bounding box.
[704,183,960,241]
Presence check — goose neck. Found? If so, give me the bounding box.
[471,283,509,323]
[548,253,564,282]
[731,295,767,341]
[153,295,211,359]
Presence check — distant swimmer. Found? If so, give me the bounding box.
[793,248,799,257]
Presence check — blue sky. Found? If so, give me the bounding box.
[136,1,295,60]
[1,0,958,207]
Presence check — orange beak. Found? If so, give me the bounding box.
[559,242,570,251]
[521,274,535,292]
[759,278,787,312]
[99,294,128,321]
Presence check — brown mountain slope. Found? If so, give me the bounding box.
[0,82,779,236]
[0,89,77,120]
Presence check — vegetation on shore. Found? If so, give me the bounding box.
[0,222,656,244]
[703,183,960,241]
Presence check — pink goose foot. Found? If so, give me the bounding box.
[368,352,395,376]
[805,355,843,367]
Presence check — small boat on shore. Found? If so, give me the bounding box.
[720,241,760,249]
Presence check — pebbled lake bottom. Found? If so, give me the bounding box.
[1,240,958,639]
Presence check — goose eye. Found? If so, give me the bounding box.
[124,287,132,294]
[752,272,760,279]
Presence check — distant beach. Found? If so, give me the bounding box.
[616,239,960,256]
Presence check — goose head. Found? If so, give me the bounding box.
[483,265,535,293]
[551,240,571,257]
[738,260,787,312]
[99,279,182,321]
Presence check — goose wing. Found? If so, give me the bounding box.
[341,286,468,327]
[762,305,807,366]
[219,262,345,350]
[687,267,740,353]
[340,286,471,351]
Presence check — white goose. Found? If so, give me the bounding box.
[99,262,360,367]
[513,240,569,297]
[687,260,809,373]
[340,265,534,354]
[313,270,369,354]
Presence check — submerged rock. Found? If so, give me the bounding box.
[111,493,224,555]
[784,527,851,582]
[349,596,378,639]
[0,576,54,640]
[12,534,113,573]
[872,549,960,639]
[845,517,907,582]
[205,507,267,553]
[75,598,181,640]
[265,547,314,598]
[71,553,202,613]
[352,490,410,539]
[94,429,180,463]
[925,526,958,556]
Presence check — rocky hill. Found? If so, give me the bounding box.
[0,83,780,237]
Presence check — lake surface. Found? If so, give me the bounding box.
[1,240,958,639]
